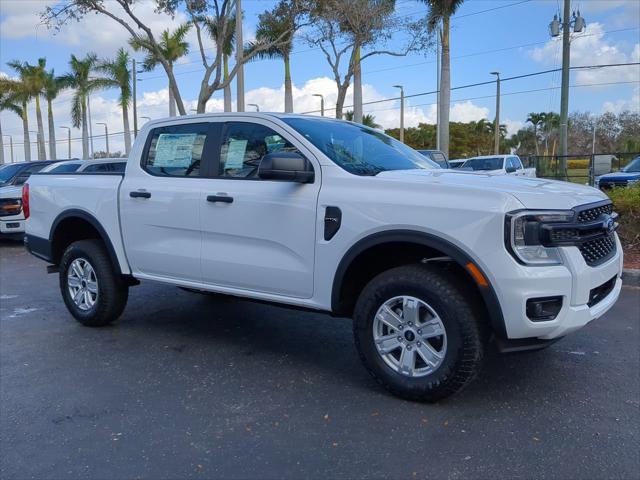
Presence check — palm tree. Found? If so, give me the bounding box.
[7,58,48,160]
[0,91,23,164]
[471,119,492,155]
[96,48,133,154]
[540,111,560,154]
[206,16,235,112]
[59,53,110,159]
[44,70,64,160]
[526,112,545,156]
[249,6,296,113]
[130,24,190,117]
[421,0,466,159]
[344,110,381,129]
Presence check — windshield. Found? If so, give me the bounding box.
[622,157,640,173]
[0,164,24,185]
[463,157,504,171]
[283,118,437,175]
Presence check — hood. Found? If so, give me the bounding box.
[376,169,608,210]
[0,185,22,200]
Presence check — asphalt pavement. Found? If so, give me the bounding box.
[1,239,639,479]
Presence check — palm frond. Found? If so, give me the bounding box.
[71,94,82,129]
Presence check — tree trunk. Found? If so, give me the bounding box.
[533,125,539,156]
[22,101,31,162]
[122,102,132,155]
[0,120,4,164]
[81,99,89,159]
[439,16,451,158]
[284,53,293,113]
[353,46,363,124]
[335,83,348,119]
[47,98,56,160]
[168,81,176,117]
[223,54,232,113]
[35,95,47,160]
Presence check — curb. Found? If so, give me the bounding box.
[622,268,640,287]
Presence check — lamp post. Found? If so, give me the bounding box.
[312,94,325,116]
[87,93,94,157]
[60,127,71,159]
[490,72,501,154]
[248,103,259,112]
[549,0,585,163]
[236,0,245,112]
[393,85,404,143]
[1,135,13,163]
[140,116,151,122]
[96,122,109,157]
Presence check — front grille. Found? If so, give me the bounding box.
[574,202,616,266]
[588,276,617,307]
[576,203,613,223]
[579,234,616,266]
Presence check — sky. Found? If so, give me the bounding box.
[0,0,639,161]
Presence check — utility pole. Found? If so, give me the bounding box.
[236,0,245,112]
[97,122,109,156]
[312,94,324,116]
[132,59,138,137]
[29,130,40,160]
[2,135,14,163]
[491,72,501,154]
[60,127,71,158]
[549,1,585,172]
[393,85,405,143]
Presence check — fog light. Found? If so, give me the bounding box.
[526,296,563,321]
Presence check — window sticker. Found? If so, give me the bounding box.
[224,139,248,170]
[154,133,198,167]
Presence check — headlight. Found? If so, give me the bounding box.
[505,210,574,265]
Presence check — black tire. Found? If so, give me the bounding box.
[353,264,485,402]
[59,239,128,327]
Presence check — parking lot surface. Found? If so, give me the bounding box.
[1,240,639,479]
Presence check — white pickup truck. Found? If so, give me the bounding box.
[24,114,623,402]
[462,154,537,177]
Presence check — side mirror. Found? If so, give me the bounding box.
[505,166,517,173]
[258,151,314,183]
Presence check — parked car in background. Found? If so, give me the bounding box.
[461,155,536,177]
[40,158,127,174]
[448,159,467,169]
[596,155,640,189]
[24,113,622,402]
[0,161,57,238]
[416,150,449,168]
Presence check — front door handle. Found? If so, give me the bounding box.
[130,191,151,199]
[207,194,233,204]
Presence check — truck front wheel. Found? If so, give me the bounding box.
[59,240,128,327]
[353,264,485,402]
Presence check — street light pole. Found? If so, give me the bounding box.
[491,72,501,154]
[312,94,324,116]
[1,135,14,163]
[248,103,259,112]
[141,116,151,122]
[393,85,404,143]
[60,127,71,159]
[97,122,109,156]
[87,93,94,158]
[29,130,40,160]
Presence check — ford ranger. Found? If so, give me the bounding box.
[461,154,537,177]
[23,114,623,402]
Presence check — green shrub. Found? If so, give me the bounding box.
[607,184,640,250]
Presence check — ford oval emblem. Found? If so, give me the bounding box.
[604,216,615,233]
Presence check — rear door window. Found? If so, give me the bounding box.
[142,123,210,177]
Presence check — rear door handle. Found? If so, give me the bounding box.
[130,191,151,199]
[207,194,233,204]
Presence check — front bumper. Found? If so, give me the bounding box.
[0,219,25,235]
[491,234,623,340]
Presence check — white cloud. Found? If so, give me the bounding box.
[0,0,195,58]
[530,22,640,85]
[504,119,524,136]
[603,86,640,114]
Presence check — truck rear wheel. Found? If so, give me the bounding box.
[59,240,128,327]
[353,264,485,402]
